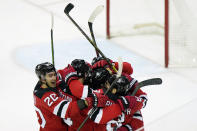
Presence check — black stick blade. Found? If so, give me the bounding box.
[155,78,162,84]
[64,3,74,14]
[138,78,162,88]
[142,78,162,86]
[131,78,162,96]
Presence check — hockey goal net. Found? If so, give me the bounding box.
[106,0,197,68]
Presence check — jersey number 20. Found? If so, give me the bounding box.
[44,94,58,106]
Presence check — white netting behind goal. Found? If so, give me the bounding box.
[109,0,197,67]
[169,0,197,67]
[109,0,164,37]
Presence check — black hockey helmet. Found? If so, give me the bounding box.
[109,75,130,96]
[35,62,56,80]
[90,68,111,89]
[92,56,103,65]
[71,59,92,77]
[91,56,112,67]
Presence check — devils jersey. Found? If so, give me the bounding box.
[33,81,85,131]
[65,104,123,131]
[88,88,146,131]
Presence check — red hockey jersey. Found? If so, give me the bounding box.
[33,81,85,131]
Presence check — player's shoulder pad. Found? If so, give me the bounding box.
[34,81,59,99]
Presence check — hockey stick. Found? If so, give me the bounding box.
[131,78,162,96]
[88,5,104,57]
[103,57,123,95]
[64,3,117,73]
[116,57,123,77]
[50,12,55,65]
[77,57,123,131]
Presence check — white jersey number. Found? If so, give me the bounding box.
[44,94,58,106]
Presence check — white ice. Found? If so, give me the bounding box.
[0,0,197,130]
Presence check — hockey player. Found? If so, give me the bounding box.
[109,74,146,131]
[90,67,147,131]
[33,62,111,131]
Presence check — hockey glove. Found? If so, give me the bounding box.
[122,73,138,95]
[114,62,133,75]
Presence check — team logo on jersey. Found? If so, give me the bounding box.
[105,101,113,106]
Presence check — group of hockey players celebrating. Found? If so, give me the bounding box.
[33,56,148,131]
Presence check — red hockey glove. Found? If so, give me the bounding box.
[116,124,133,131]
[121,73,138,94]
[117,96,143,111]
[117,96,132,111]
[92,57,113,69]
[86,93,110,107]
[58,65,80,85]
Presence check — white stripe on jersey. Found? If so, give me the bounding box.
[133,111,143,121]
[125,124,133,131]
[94,109,103,124]
[61,102,70,118]
[130,78,137,87]
[57,72,62,80]
[87,108,93,116]
[133,115,143,121]
[35,106,46,128]
[81,85,88,99]
[53,100,67,115]
[65,72,78,83]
